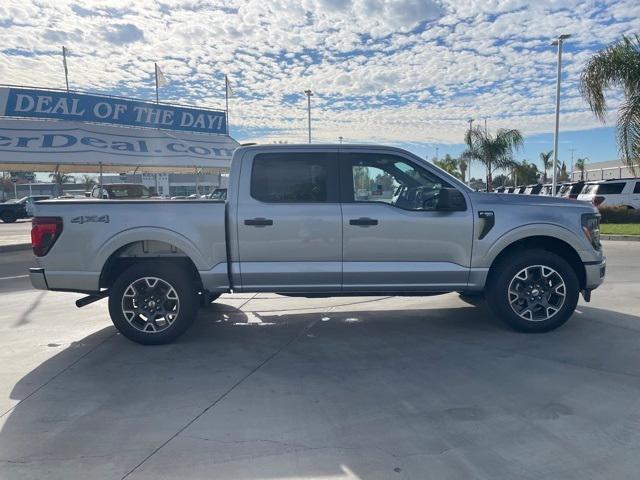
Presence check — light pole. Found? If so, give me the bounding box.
[569,148,576,180]
[304,90,313,143]
[467,118,474,187]
[551,34,571,196]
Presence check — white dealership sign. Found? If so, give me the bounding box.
[0,118,239,173]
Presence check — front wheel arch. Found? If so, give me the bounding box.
[487,236,586,291]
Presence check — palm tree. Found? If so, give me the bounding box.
[49,172,75,196]
[81,174,97,190]
[513,160,539,186]
[458,158,468,183]
[462,126,523,191]
[539,150,556,183]
[580,35,640,171]
[574,158,587,181]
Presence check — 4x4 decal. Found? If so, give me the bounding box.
[70,215,110,224]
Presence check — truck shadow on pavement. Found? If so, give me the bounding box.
[3,302,640,479]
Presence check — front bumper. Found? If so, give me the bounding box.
[584,257,606,290]
[29,268,48,290]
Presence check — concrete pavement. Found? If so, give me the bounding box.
[0,242,639,479]
[0,220,31,252]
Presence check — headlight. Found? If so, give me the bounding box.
[581,213,601,250]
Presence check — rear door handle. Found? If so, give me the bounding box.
[244,218,273,226]
[349,217,378,226]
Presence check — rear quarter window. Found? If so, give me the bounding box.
[250,153,339,203]
[598,183,625,195]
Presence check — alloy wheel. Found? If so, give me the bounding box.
[121,277,180,333]
[508,265,566,322]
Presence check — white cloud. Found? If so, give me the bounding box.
[0,0,638,148]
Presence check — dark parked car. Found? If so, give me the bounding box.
[1,195,50,223]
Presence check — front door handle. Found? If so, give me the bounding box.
[349,217,378,226]
[244,218,273,226]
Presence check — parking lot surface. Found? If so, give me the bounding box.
[0,241,639,479]
[0,220,31,248]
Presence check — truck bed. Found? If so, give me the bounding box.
[32,199,228,293]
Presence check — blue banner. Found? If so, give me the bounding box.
[0,87,227,134]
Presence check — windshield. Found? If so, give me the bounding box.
[559,184,573,195]
[582,184,598,194]
[209,189,227,200]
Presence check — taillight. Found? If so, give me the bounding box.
[592,196,605,207]
[31,217,63,257]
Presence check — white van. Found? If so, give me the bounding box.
[577,178,640,209]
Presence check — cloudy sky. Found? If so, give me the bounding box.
[1,0,639,174]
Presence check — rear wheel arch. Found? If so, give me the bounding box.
[487,236,586,290]
[99,240,203,291]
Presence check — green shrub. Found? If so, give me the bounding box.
[599,206,640,224]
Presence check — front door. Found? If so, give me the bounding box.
[236,151,342,292]
[340,151,473,292]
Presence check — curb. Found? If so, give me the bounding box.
[0,243,31,253]
[601,235,640,242]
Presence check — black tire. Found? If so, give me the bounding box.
[108,261,199,345]
[199,291,221,308]
[0,211,17,223]
[458,292,485,306]
[487,249,579,333]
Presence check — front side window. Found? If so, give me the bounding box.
[634,182,640,194]
[346,154,452,211]
[251,153,338,203]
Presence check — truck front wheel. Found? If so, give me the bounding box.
[487,250,579,333]
[108,261,199,345]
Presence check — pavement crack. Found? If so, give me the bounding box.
[121,314,324,479]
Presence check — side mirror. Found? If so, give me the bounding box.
[436,188,467,211]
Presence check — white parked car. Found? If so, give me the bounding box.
[577,178,640,209]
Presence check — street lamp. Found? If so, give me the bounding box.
[551,34,571,196]
[339,136,343,144]
[467,118,474,186]
[304,89,313,144]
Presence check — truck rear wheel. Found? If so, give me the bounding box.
[108,261,199,345]
[487,250,579,333]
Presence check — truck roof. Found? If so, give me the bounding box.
[235,143,414,154]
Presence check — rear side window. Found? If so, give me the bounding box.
[598,183,625,195]
[251,153,339,203]
[634,182,640,194]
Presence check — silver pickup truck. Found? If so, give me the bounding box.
[29,144,606,344]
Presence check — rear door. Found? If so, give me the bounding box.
[340,151,474,292]
[235,150,342,292]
